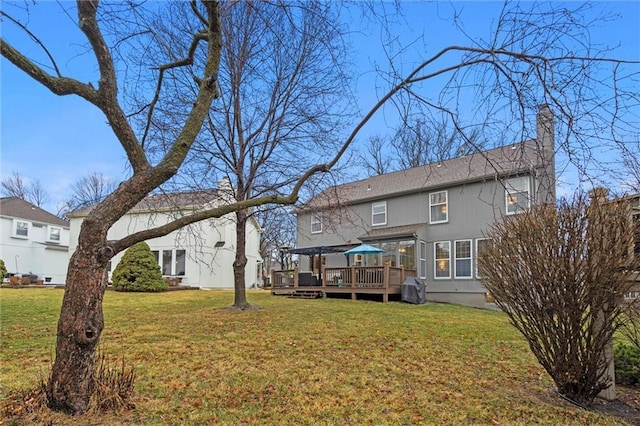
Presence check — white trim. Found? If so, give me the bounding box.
[429,190,448,224]
[434,241,451,279]
[311,213,323,234]
[47,225,62,243]
[454,239,472,279]
[419,240,427,279]
[372,201,387,226]
[12,219,29,239]
[505,177,530,215]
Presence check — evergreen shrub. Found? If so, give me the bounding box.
[112,242,167,292]
[614,341,640,385]
[0,259,6,281]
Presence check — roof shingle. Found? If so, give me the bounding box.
[0,197,69,227]
[302,140,544,210]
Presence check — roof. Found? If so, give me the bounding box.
[359,224,426,241]
[67,189,221,217]
[0,197,69,227]
[288,246,349,256]
[300,140,544,211]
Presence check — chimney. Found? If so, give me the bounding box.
[536,104,556,204]
[217,177,235,201]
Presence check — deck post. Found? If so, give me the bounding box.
[383,262,390,303]
[293,266,299,288]
[350,265,356,288]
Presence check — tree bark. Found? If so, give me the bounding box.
[232,209,250,308]
[46,237,109,414]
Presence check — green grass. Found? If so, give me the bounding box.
[0,289,628,425]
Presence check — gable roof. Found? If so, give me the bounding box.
[301,140,544,211]
[0,197,69,227]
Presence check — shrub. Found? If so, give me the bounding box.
[614,341,640,385]
[111,242,167,292]
[0,259,6,281]
[479,191,640,405]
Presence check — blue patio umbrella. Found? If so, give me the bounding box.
[344,244,384,266]
[344,244,384,255]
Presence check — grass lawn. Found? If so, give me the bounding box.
[0,288,632,425]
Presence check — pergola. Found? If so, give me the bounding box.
[287,245,350,286]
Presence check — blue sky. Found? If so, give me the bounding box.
[1,1,639,213]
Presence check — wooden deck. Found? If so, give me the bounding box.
[271,264,417,303]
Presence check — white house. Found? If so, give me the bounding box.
[0,197,70,284]
[67,187,264,289]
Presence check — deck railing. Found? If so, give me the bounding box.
[324,264,416,289]
[271,264,418,295]
[271,269,295,289]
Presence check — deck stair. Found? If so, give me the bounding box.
[288,289,324,299]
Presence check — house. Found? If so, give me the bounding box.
[294,105,555,308]
[0,197,70,284]
[67,183,264,289]
[625,192,640,301]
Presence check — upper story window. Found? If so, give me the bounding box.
[505,177,530,215]
[311,213,322,234]
[13,220,29,238]
[372,201,387,226]
[429,191,448,224]
[47,226,62,243]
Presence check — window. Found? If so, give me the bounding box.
[372,201,387,226]
[398,240,415,269]
[475,238,490,278]
[505,177,530,214]
[162,250,172,275]
[13,220,29,238]
[429,191,448,224]
[311,214,322,234]
[419,241,427,279]
[381,241,397,266]
[454,240,472,278]
[434,241,451,279]
[175,250,186,276]
[154,249,187,276]
[633,214,640,257]
[47,226,61,242]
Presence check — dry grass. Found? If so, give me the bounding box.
[0,288,633,425]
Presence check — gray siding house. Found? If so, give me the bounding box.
[294,106,556,308]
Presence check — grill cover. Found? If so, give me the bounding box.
[401,277,426,304]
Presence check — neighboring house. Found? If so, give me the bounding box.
[0,197,70,284]
[625,193,640,301]
[295,105,556,308]
[67,183,264,289]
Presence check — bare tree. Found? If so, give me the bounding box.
[142,1,354,308]
[1,0,638,415]
[358,135,393,176]
[61,172,118,213]
[391,117,483,169]
[1,171,49,207]
[255,205,297,276]
[478,191,640,405]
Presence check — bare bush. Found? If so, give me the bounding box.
[479,191,640,405]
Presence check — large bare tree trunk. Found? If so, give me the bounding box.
[232,209,250,308]
[47,235,109,414]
